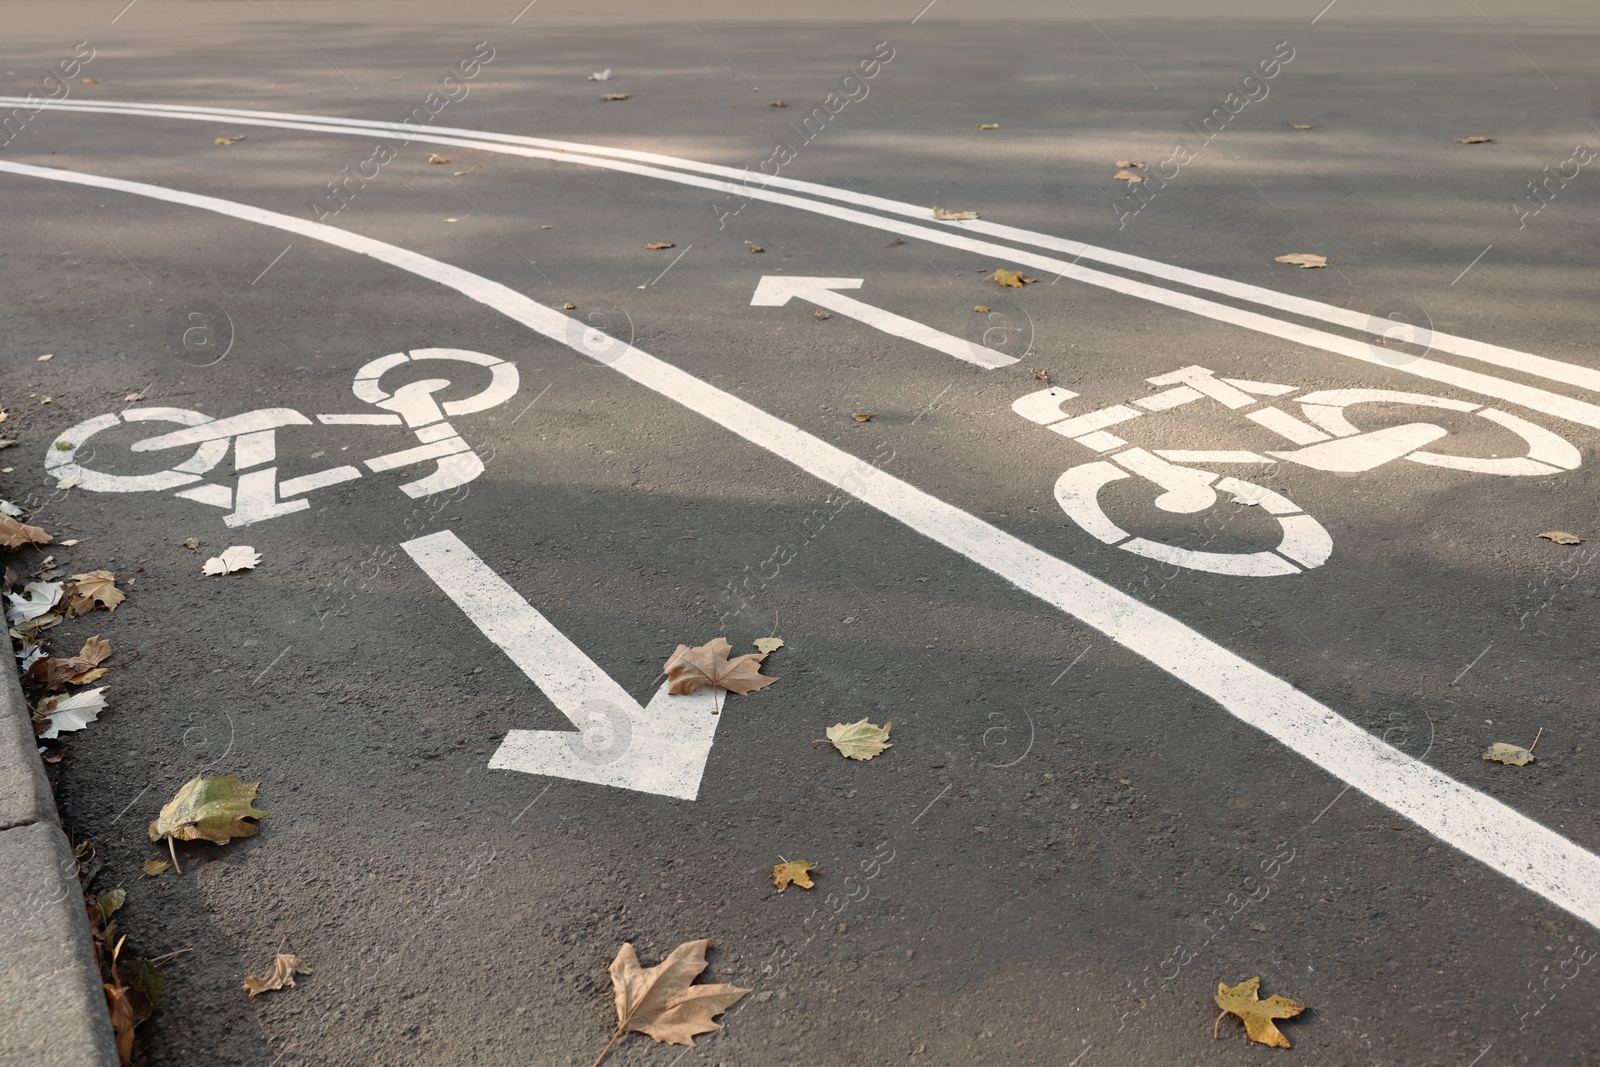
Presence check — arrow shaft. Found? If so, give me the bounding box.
[402,529,636,725]
[808,290,1018,369]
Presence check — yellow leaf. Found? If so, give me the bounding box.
[243,953,310,997]
[148,775,267,873]
[852,412,874,423]
[989,269,1038,288]
[1274,253,1327,269]
[143,860,169,877]
[1483,741,1534,766]
[976,123,1000,130]
[973,305,990,313]
[426,152,455,164]
[600,940,750,1058]
[663,638,777,700]
[214,135,245,145]
[752,636,784,655]
[1214,977,1306,1048]
[1113,169,1145,182]
[932,207,979,220]
[181,537,199,550]
[822,718,892,760]
[773,859,815,891]
[1538,531,1582,545]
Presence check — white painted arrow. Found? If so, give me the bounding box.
[402,530,720,800]
[751,275,1019,369]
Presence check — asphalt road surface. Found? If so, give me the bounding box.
[5,1,1600,1064]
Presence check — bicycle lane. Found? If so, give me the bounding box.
[7,158,1600,940]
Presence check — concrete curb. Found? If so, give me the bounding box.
[0,643,119,1065]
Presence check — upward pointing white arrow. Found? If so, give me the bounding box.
[402,530,721,801]
[751,275,1019,369]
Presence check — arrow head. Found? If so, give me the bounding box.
[750,275,864,306]
[488,683,723,800]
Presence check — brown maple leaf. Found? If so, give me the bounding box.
[1214,976,1306,1047]
[63,570,124,615]
[595,939,750,1065]
[663,638,776,709]
[243,953,311,997]
[0,514,52,550]
[25,635,112,692]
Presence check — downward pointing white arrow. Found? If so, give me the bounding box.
[751,275,1019,369]
[402,530,721,800]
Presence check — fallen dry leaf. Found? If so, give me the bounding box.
[1455,136,1493,144]
[601,93,631,101]
[203,546,260,576]
[852,412,874,422]
[1115,160,1145,168]
[1538,531,1582,545]
[643,241,675,250]
[181,537,199,550]
[587,68,613,81]
[768,100,786,108]
[973,305,991,313]
[81,77,101,84]
[6,581,63,625]
[976,123,1000,130]
[597,939,750,1063]
[813,308,830,320]
[442,217,462,223]
[105,977,151,1065]
[772,860,815,891]
[1274,253,1327,269]
[0,439,15,449]
[990,269,1038,287]
[1291,123,1319,130]
[36,353,53,362]
[1114,169,1146,183]
[59,539,81,547]
[747,244,764,253]
[35,687,108,740]
[123,392,143,402]
[56,474,81,490]
[27,635,112,691]
[0,515,53,550]
[1483,741,1534,766]
[214,135,245,145]
[65,571,124,614]
[563,302,577,309]
[663,637,777,705]
[933,207,979,221]
[1214,977,1306,1048]
[752,637,784,655]
[142,860,169,877]
[243,953,310,998]
[148,774,267,874]
[426,153,455,164]
[822,718,893,760]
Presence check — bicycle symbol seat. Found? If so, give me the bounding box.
[45,347,519,528]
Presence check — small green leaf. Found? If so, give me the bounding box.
[148,775,267,847]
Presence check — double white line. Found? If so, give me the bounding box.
[6,102,1600,934]
[12,95,1600,428]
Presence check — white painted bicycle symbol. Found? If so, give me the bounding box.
[1015,365,1579,577]
[45,347,517,528]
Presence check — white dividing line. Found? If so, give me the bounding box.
[9,159,1600,932]
[750,275,1017,368]
[14,98,1600,402]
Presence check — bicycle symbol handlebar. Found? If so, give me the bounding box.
[45,347,519,528]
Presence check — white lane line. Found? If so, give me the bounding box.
[8,159,1599,932]
[16,98,1598,400]
[750,275,1017,368]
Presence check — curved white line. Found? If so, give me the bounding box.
[12,97,1600,427]
[5,156,1599,932]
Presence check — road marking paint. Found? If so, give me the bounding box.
[16,99,1600,401]
[402,530,721,800]
[750,275,1016,368]
[10,159,1600,930]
